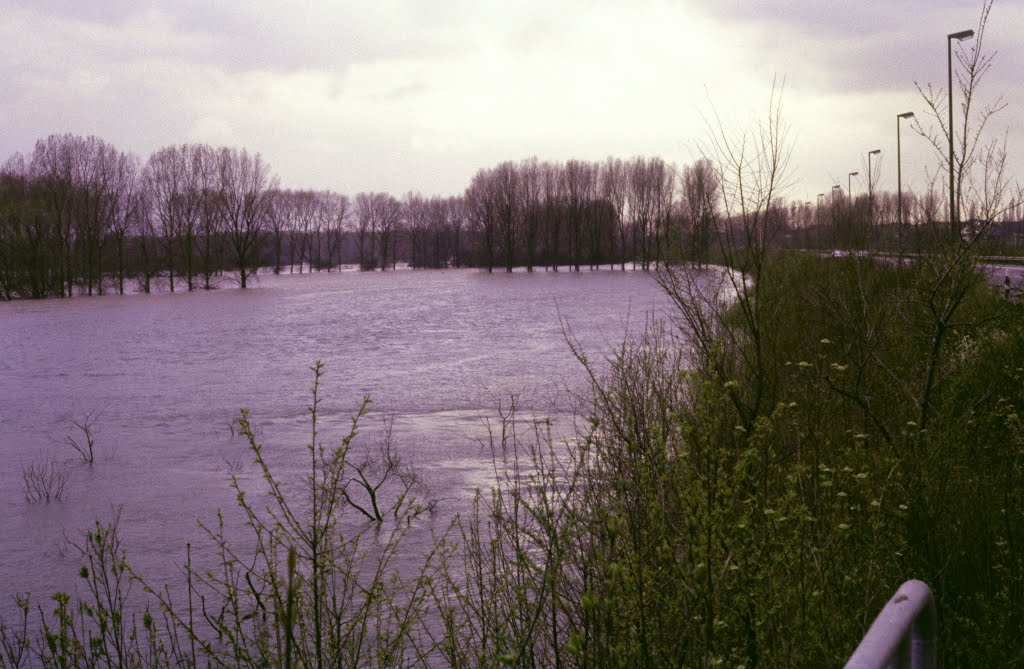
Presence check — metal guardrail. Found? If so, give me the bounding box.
[845,579,937,669]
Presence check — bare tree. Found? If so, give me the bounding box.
[281,190,316,273]
[682,158,719,267]
[601,157,628,270]
[69,137,120,296]
[404,192,430,268]
[108,151,141,295]
[376,193,402,271]
[309,192,329,271]
[658,79,793,431]
[651,158,674,267]
[627,157,658,270]
[913,0,1010,236]
[22,455,70,503]
[195,144,224,289]
[583,195,615,269]
[266,189,288,274]
[447,196,467,267]
[427,196,452,268]
[142,145,194,292]
[465,171,497,272]
[290,189,343,274]
[0,155,62,298]
[354,192,376,271]
[132,184,161,293]
[520,158,543,272]
[493,161,519,272]
[30,134,78,297]
[909,172,947,247]
[177,145,207,290]
[216,147,277,288]
[59,408,103,465]
[898,1,1016,436]
[325,192,349,270]
[562,159,595,272]
[541,161,563,271]
[345,414,435,522]
[349,191,401,271]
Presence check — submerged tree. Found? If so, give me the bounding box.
[217,147,277,288]
[681,158,718,267]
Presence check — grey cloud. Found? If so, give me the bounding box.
[688,0,980,37]
[1,0,1019,197]
[689,0,1017,97]
[3,0,550,73]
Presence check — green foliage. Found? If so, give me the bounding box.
[439,249,1023,666]
[603,250,1024,666]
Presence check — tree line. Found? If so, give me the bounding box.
[0,136,276,298]
[0,134,730,299]
[3,133,1022,299]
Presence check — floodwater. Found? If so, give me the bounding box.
[0,267,673,610]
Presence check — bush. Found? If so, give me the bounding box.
[21,455,70,504]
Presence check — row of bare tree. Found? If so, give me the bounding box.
[464,157,719,272]
[0,136,727,298]
[776,182,1024,253]
[4,130,1021,299]
[0,136,275,298]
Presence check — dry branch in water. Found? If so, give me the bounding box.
[22,455,70,503]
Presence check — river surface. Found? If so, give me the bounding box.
[0,267,673,612]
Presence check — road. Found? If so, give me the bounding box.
[816,250,1024,295]
[984,262,1024,293]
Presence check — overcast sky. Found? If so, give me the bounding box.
[1,0,1021,203]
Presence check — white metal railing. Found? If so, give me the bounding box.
[845,579,937,669]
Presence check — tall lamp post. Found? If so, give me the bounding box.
[867,150,881,200]
[948,28,975,238]
[848,171,859,200]
[867,150,881,244]
[817,193,825,249]
[831,184,842,248]
[803,202,812,248]
[897,112,915,257]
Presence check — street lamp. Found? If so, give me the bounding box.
[848,171,859,199]
[817,193,825,248]
[867,150,881,245]
[802,202,811,248]
[948,28,974,237]
[867,150,881,196]
[831,185,842,248]
[897,112,915,257]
